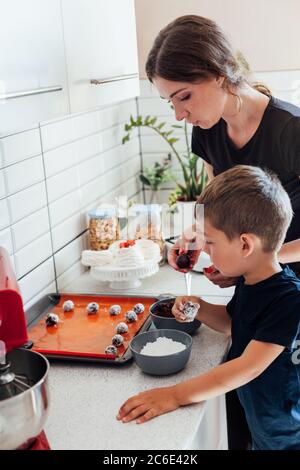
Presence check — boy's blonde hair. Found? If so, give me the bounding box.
[196,165,293,252]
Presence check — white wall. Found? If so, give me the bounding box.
[135,0,300,78]
[0,99,142,312]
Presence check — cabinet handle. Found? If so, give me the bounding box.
[0,85,63,100]
[90,73,138,85]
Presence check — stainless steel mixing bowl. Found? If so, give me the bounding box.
[0,348,50,450]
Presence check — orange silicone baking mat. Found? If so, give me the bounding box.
[28,293,157,359]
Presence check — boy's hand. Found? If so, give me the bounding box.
[172,296,201,322]
[117,386,179,424]
[203,265,239,288]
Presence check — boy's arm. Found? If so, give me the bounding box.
[117,340,284,424]
[172,296,231,335]
[173,339,284,405]
[197,298,231,335]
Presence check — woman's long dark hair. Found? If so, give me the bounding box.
[146,15,271,96]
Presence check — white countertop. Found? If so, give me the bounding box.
[44,264,234,450]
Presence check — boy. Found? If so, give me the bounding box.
[117,165,300,450]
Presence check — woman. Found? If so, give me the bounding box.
[146,15,300,285]
[145,14,300,448]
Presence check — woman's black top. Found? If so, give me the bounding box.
[192,96,300,244]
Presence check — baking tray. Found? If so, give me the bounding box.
[26,293,158,365]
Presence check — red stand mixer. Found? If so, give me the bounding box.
[0,247,50,450]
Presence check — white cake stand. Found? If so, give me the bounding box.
[90,260,159,289]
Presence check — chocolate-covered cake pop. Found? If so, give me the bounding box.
[182,301,200,321]
[45,312,59,327]
[86,302,99,314]
[109,305,121,316]
[176,252,191,269]
[116,322,129,334]
[112,334,124,347]
[105,345,118,355]
[133,303,145,314]
[63,300,74,312]
[125,310,138,323]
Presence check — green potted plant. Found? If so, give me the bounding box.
[122,114,208,210]
[139,154,173,203]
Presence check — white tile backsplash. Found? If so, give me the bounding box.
[98,99,137,130]
[23,281,57,313]
[106,174,141,201]
[51,212,86,253]
[139,118,190,136]
[0,199,10,230]
[77,153,104,187]
[49,189,81,227]
[8,181,47,224]
[14,232,52,278]
[5,155,44,195]
[0,128,41,167]
[46,166,80,203]
[54,236,82,277]
[57,260,86,292]
[40,108,100,151]
[12,207,50,252]
[0,169,6,199]
[19,257,55,306]
[100,125,125,152]
[138,97,173,117]
[141,134,188,153]
[95,137,139,176]
[79,175,106,209]
[139,80,159,98]
[0,227,13,254]
[76,132,104,164]
[43,140,79,178]
[0,96,142,298]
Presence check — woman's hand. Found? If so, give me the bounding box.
[172,296,201,322]
[117,386,179,424]
[203,265,239,288]
[168,238,201,273]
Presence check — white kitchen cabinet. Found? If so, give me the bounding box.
[61,0,139,113]
[0,0,69,137]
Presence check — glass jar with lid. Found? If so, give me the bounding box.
[88,208,120,250]
[131,204,164,255]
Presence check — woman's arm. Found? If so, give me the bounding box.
[277,176,300,264]
[203,160,214,181]
[278,239,300,264]
[117,340,284,424]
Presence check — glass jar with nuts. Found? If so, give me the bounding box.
[88,208,120,250]
[132,204,164,255]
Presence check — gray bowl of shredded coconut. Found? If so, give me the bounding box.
[130,329,192,375]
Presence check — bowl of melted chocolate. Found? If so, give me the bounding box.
[149,297,201,335]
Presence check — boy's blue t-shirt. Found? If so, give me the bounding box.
[226,265,300,450]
